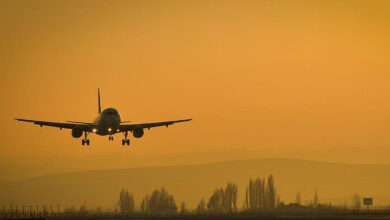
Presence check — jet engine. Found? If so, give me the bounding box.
[72,126,83,138]
[133,127,144,138]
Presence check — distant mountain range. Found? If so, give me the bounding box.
[3,146,390,181]
[1,158,389,209]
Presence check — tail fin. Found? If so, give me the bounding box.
[98,88,102,114]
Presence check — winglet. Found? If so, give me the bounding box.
[98,88,101,114]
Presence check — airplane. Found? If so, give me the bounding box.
[15,89,192,146]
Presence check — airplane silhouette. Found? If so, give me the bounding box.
[15,89,192,146]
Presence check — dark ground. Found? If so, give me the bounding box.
[39,214,390,220]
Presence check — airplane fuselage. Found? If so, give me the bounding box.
[92,108,121,136]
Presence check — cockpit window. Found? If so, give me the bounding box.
[103,108,118,115]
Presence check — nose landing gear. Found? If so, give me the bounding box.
[122,131,130,146]
[109,136,114,141]
[82,132,90,146]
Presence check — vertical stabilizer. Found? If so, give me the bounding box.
[98,88,101,114]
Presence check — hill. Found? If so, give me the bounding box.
[1,158,390,209]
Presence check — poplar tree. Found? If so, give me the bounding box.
[244,175,277,210]
[267,175,276,209]
[313,189,319,207]
[351,193,361,210]
[119,189,134,215]
[295,191,301,205]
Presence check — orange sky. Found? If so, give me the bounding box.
[0,0,390,179]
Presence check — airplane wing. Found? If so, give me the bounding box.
[119,118,192,132]
[66,121,92,125]
[15,118,91,131]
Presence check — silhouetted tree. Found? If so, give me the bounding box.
[244,175,276,210]
[207,187,224,212]
[295,191,301,205]
[266,175,276,209]
[313,189,319,207]
[245,178,263,209]
[224,182,238,212]
[243,187,249,210]
[140,195,149,213]
[351,193,361,210]
[180,201,186,215]
[261,178,267,209]
[140,187,177,215]
[196,198,206,213]
[79,204,86,215]
[207,182,238,213]
[119,189,134,215]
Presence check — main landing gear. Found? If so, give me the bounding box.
[122,131,130,146]
[82,132,90,146]
[122,139,130,146]
[108,136,114,141]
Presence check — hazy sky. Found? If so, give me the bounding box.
[0,0,390,179]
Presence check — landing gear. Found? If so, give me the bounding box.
[122,139,130,145]
[82,139,90,145]
[122,131,130,146]
[82,132,90,146]
[109,136,114,141]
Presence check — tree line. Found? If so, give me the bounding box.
[118,174,277,215]
[117,175,369,216]
[243,175,276,210]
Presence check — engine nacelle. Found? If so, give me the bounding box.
[72,126,83,138]
[133,127,144,138]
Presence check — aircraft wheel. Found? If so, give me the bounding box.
[122,139,125,145]
[126,139,130,145]
[86,139,90,145]
[82,139,85,145]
